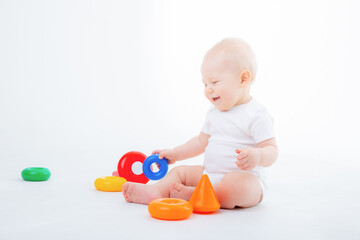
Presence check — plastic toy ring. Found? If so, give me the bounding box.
[117,151,149,184]
[21,167,51,181]
[142,154,168,180]
[94,176,127,192]
[148,198,193,220]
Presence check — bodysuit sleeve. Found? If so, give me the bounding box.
[201,108,212,135]
[249,109,275,143]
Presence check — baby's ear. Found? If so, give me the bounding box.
[239,70,251,85]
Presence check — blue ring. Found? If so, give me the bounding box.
[142,154,168,180]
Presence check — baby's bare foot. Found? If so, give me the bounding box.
[122,182,161,205]
[169,183,195,201]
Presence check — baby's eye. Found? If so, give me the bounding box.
[212,81,219,85]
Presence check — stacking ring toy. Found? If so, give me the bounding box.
[148,198,193,220]
[21,167,51,181]
[94,176,127,192]
[142,154,168,180]
[117,151,149,184]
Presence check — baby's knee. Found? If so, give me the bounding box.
[169,165,204,186]
[215,172,262,208]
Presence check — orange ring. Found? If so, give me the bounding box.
[148,198,193,220]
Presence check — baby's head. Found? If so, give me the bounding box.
[201,38,257,111]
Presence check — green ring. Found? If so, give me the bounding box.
[21,167,51,181]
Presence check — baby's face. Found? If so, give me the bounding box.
[201,54,249,111]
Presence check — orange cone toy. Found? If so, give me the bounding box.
[189,174,220,213]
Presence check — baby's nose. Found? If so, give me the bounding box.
[208,88,214,94]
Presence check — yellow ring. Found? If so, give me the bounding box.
[94,176,127,192]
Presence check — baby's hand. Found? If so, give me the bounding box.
[152,149,177,164]
[235,148,261,171]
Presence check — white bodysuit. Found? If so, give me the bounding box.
[201,98,275,191]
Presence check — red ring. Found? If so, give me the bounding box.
[117,151,149,184]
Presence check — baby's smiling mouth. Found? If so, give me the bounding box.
[212,97,220,102]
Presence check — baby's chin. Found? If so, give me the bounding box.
[212,103,232,111]
[208,97,235,111]
[217,107,231,112]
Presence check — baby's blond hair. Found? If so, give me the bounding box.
[205,38,258,81]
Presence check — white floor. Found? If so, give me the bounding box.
[1,151,359,240]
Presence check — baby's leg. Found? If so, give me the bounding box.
[122,165,204,205]
[214,172,262,209]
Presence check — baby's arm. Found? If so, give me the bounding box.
[153,132,210,164]
[236,138,278,171]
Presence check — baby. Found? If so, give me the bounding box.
[122,38,278,209]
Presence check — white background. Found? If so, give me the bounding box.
[1,0,360,239]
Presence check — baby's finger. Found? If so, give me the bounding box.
[237,159,248,166]
[239,162,249,170]
[152,150,161,155]
[159,151,170,159]
[238,150,248,158]
[239,162,249,167]
[242,164,254,171]
[237,161,249,170]
[237,158,248,164]
[240,166,249,171]
[167,159,175,165]
[235,149,241,154]
[236,152,248,160]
